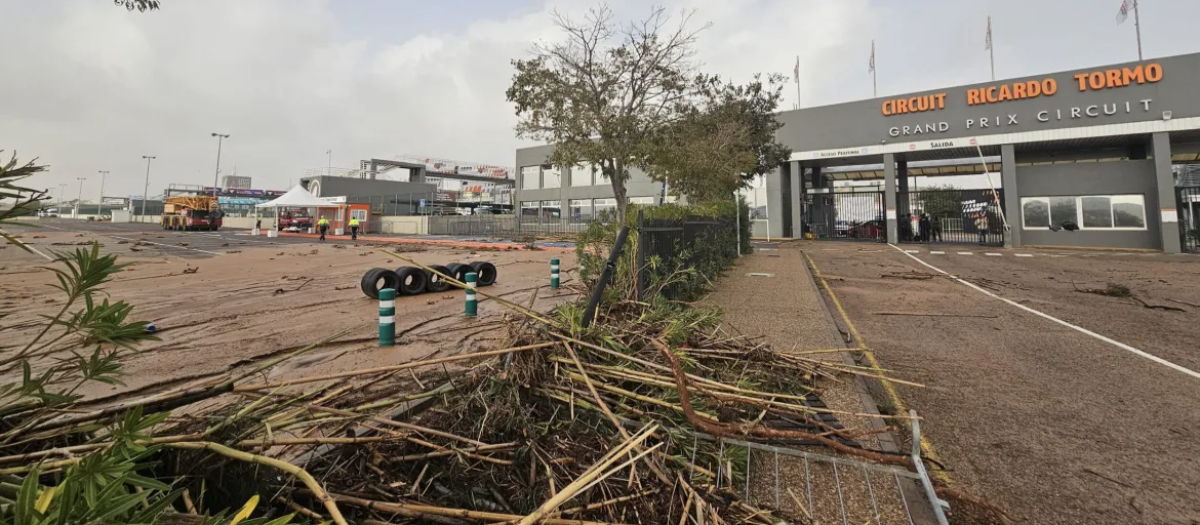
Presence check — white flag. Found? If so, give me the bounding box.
[1116,0,1130,24]
[985,18,993,50]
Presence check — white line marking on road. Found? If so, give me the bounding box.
[905,250,921,254]
[985,253,1002,257]
[889,244,1200,381]
[1015,254,1034,258]
[110,236,222,256]
[930,251,945,255]
[957,252,974,255]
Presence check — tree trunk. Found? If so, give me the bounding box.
[611,159,628,220]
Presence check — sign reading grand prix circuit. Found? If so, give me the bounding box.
[881,63,1166,138]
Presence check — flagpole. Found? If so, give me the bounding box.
[1133,0,1143,60]
[988,16,996,81]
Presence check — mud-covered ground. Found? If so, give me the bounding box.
[1,220,578,405]
[805,242,1200,525]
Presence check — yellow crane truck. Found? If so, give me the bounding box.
[161,196,224,231]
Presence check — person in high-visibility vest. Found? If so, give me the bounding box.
[317,216,330,241]
[349,216,360,241]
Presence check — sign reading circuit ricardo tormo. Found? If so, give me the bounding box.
[881,63,1165,138]
[775,52,1200,156]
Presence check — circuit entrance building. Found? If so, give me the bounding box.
[768,52,1200,252]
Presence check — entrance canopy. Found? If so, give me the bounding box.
[255,185,341,208]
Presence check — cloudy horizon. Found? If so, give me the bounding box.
[2,0,1198,200]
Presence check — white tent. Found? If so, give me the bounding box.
[254,185,340,236]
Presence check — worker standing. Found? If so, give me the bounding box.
[317,216,330,241]
[349,216,360,241]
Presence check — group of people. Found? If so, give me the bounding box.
[897,212,995,245]
[899,213,943,243]
[316,216,361,241]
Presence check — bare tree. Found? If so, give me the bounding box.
[506,5,709,217]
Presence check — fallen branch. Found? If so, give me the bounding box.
[167,441,348,525]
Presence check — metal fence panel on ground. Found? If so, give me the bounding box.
[899,189,1005,246]
[1178,186,1200,253]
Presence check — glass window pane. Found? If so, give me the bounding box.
[521,201,539,217]
[569,199,593,222]
[596,164,611,186]
[629,197,655,205]
[543,165,561,189]
[521,166,540,190]
[593,198,617,222]
[1050,197,1078,227]
[1022,198,1050,228]
[1112,195,1146,228]
[1081,196,1113,228]
[571,164,592,187]
[540,201,561,218]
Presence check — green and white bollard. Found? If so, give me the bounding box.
[379,288,396,346]
[464,272,478,318]
[550,258,560,289]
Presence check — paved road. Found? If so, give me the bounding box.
[805,244,1200,525]
[12,219,332,259]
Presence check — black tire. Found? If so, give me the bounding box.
[469,261,498,287]
[360,268,401,300]
[395,267,428,296]
[444,263,471,282]
[424,265,453,294]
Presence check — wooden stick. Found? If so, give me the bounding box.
[167,441,348,525]
[516,428,660,525]
[234,343,555,392]
[562,342,672,486]
[873,312,998,319]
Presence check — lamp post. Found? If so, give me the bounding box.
[141,156,156,217]
[74,177,86,218]
[212,133,229,196]
[57,183,67,208]
[97,170,109,216]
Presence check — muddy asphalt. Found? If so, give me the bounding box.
[805,242,1200,525]
[1,220,578,404]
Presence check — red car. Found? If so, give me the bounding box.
[849,220,886,240]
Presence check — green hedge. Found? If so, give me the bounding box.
[575,198,751,302]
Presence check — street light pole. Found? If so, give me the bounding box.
[97,170,109,216]
[141,156,156,218]
[212,133,229,196]
[57,183,67,208]
[75,177,86,218]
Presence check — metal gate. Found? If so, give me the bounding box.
[899,189,1005,246]
[808,190,886,242]
[1178,186,1200,253]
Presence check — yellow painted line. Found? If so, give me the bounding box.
[803,251,953,485]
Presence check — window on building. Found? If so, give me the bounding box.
[521,201,540,217]
[543,165,562,189]
[596,164,611,186]
[629,197,655,206]
[593,198,617,222]
[569,199,593,223]
[1021,195,1147,230]
[571,163,593,187]
[540,201,561,219]
[521,166,540,190]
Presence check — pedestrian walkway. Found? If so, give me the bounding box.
[703,245,938,525]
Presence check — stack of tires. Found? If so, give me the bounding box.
[359,261,497,300]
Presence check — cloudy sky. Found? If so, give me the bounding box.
[2,0,1198,200]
